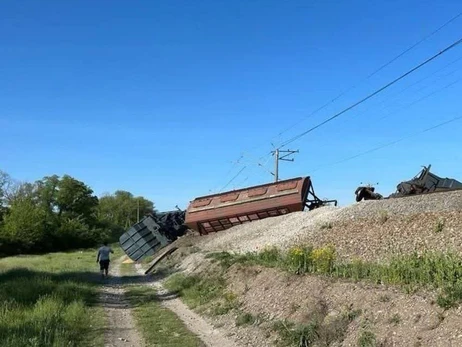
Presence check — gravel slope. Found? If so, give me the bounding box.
[193,190,462,261]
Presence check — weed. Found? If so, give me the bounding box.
[312,244,336,273]
[378,210,389,224]
[259,245,283,264]
[434,219,445,233]
[378,295,391,303]
[345,308,362,321]
[358,330,377,347]
[287,246,313,274]
[436,281,462,309]
[271,305,360,346]
[211,291,240,315]
[244,283,250,293]
[236,312,257,326]
[388,313,401,325]
[272,319,319,347]
[289,302,300,314]
[318,309,360,346]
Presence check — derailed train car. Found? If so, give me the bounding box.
[119,176,336,262]
[184,176,336,235]
[354,164,462,201]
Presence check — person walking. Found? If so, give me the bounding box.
[97,242,114,277]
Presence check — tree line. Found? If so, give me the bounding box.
[0,170,156,256]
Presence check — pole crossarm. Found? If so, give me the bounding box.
[270,149,299,182]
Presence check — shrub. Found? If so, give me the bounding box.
[287,246,313,273]
[312,244,336,273]
[357,330,377,347]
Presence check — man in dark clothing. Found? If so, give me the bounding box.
[96,242,114,277]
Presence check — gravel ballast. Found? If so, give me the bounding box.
[194,190,462,261]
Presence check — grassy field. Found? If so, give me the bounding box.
[0,244,123,347]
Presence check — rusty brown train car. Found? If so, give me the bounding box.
[184,176,335,235]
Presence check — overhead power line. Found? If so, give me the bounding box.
[279,36,462,148]
[274,11,462,140]
[365,11,462,79]
[310,115,462,173]
[214,11,462,192]
[305,75,462,155]
[375,76,462,122]
[219,166,246,193]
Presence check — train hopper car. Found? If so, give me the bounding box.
[184,176,336,235]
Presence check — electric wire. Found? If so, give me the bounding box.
[310,115,462,173]
[221,62,462,192]
[279,36,462,148]
[214,12,462,192]
[269,11,462,142]
[365,58,462,119]
[375,76,462,122]
[224,13,462,174]
[312,61,462,137]
[297,75,462,154]
[219,166,247,192]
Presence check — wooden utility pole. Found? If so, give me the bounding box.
[271,149,299,182]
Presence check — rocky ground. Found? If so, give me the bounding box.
[188,190,462,261]
[146,190,462,346]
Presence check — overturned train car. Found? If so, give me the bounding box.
[184,176,336,235]
[119,210,187,262]
[355,165,462,202]
[119,176,336,262]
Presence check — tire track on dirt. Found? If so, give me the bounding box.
[134,263,240,347]
[99,260,145,347]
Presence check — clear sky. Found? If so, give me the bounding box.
[2,0,462,211]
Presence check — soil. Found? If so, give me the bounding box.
[114,191,462,346]
[99,261,145,347]
[165,250,462,347]
[134,263,240,347]
[224,264,462,347]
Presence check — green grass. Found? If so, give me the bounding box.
[357,330,377,347]
[235,312,263,326]
[207,246,462,309]
[164,273,227,310]
[126,286,205,346]
[272,319,320,347]
[434,219,445,233]
[271,306,361,347]
[0,244,122,347]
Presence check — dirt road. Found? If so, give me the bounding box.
[134,263,239,347]
[99,262,145,347]
[99,257,239,347]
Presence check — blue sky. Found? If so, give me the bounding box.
[1,0,462,211]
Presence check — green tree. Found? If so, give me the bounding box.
[0,170,9,222]
[35,175,59,212]
[56,175,99,221]
[1,192,48,253]
[0,170,155,254]
[98,190,155,229]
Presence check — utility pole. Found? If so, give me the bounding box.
[274,149,279,182]
[137,199,140,223]
[271,148,299,182]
